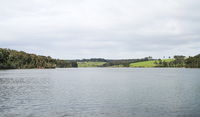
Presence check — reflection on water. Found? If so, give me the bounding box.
[0,68,200,117]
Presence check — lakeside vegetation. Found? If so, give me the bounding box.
[0,48,77,69]
[77,56,200,68]
[1,48,200,69]
[129,59,174,67]
[185,54,200,68]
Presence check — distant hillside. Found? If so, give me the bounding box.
[1,48,199,69]
[0,48,77,69]
[129,59,174,67]
[76,57,154,67]
[77,56,200,68]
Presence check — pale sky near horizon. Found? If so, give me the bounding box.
[0,0,200,59]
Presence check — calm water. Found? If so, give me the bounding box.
[0,68,200,117]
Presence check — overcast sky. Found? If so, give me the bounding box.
[0,0,200,59]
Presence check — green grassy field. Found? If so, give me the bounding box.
[78,59,175,68]
[129,59,174,68]
[78,62,106,67]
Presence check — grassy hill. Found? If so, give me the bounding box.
[78,62,106,67]
[78,59,175,68]
[129,59,174,67]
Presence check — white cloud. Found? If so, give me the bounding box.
[0,0,200,59]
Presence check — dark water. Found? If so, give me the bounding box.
[0,68,200,117]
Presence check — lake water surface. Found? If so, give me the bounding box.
[0,68,200,117]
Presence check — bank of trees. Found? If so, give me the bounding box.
[154,55,200,68]
[0,48,77,69]
[56,60,78,68]
[185,54,200,68]
[155,55,185,67]
[102,58,152,67]
[76,58,107,62]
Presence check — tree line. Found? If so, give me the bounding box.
[154,55,200,68]
[185,54,200,68]
[102,57,154,67]
[75,55,200,68]
[1,48,199,69]
[0,48,77,69]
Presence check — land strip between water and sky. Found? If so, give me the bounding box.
[0,48,200,69]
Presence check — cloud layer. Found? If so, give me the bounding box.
[0,0,200,59]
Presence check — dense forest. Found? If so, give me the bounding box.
[0,48,77,69]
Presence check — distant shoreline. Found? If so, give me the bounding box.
[1,48,200,69]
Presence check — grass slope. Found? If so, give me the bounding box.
[78,62,106,67]
[129,59,174,68]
